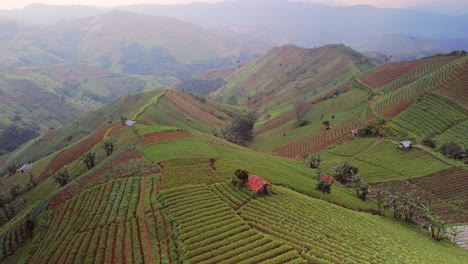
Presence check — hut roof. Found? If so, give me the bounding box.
[17,164,32,172]
[318,174,334,184]
[124,120,136,127]
[247,175,271,193]
[399,140,412,148]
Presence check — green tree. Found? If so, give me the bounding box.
[81,152,96,170]
[295,102,309,127]
[221,112,256,145]
[372,188,387,216]
[0,193,12,220]
[6,163,20,175]
[315,180,331,199]
[234,169,249,187]
[9,183,21,199]
[333,162,358,185]
[386,190,401,218]
[27,173,39,189]
[349,172,363,188]
[306,154,322,169]
[398,190,422,222]
[52,168,71,186]
[356,183,370,201]
[102,140,115,157]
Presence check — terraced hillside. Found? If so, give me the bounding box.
[1,49,467,263]
[1,119,466,263]
[208,44,374,111]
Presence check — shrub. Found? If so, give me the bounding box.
[422,138,436,149]
[440,142,465,159]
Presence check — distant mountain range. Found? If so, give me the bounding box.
[0,11,268,155]
[0,1,467,60]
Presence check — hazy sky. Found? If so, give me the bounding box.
[0,0,465,11]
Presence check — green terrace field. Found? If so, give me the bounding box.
[372,54,468,119]
[321,138,452,182]
[393,94,467,139]
[251,87,368,158]
[210,44,372,113]
[136,88,244,135]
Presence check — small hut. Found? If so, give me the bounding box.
[398,140,412,150]
[247,175,272,194]
[123,120,136,127]
[17,164,32,174]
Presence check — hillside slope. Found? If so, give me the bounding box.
[30,11,267,76]
[0,50,467,262]
[0,93,466,262]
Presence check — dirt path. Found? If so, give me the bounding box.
[139,177,153,264]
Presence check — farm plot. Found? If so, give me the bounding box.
[27,176,176,264]
[380,55,458,93]
[273,116,364,158]
[238,186,468,264]
[393,94,467,138]
[49,148,161,208]
[209,182,252,210]
[360,59,426,88]
[408,167,468,210]
[140,96,213,133]
[142,130,192,146]
[355,141,451,181]
[0,210,33,260]
[159,185,304,263]
[374,55,468,119]
[140,137,218,162]
[39,122,116,180]
[433,119,468,147]
[431,61,468,109]
[159,158,229,189]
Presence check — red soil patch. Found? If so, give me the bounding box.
[379,98,414,119]
[142,130,192,145]
[361,59,426,88]
[40,123,116,180]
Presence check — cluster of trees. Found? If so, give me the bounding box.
[179,78,226,96]
[0,124,40,155]
[220,112,256,146]
[0,172,38,221]
[422,140,466,161]
[378,189,457,241]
